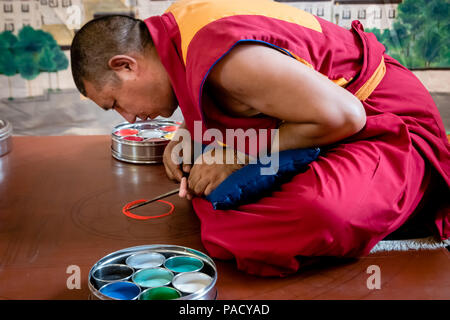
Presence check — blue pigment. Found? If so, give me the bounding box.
[99,282,140,300]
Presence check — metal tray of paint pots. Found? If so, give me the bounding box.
[111,120,181,164]
[88,244,218,300]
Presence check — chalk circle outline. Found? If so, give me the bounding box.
[122,199,175,220]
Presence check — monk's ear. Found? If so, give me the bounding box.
[108,55,138,76]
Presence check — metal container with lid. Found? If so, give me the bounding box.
[88,244,218,300]
[0,119,12,157]
[111,120,181,164]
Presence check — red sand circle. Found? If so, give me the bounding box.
[122,199,175,220]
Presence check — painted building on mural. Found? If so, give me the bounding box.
[274,0,334,21]
[0,0,134,45]
[334,0,402,29]
[0,0,42,33]
[39,0,82,25]
[126,0,403,30]
[133,0,175,19]
[275,0,403,30]
[44,0,399,30]
[0,0,84,46]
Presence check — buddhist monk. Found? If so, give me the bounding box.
[70,0,449,276]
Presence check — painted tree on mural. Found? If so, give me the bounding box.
[0,31,18,100]
[366,0,449,68]
[2,26,69,98]
[37,30,57,91]
[36,29,69,91]
[38,46,56,91]
[14,26,46,97]
[52,45,69,91]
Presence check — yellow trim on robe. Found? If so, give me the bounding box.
[285,49,353,88]
[332,77,353,87]
[284,49,314,69]
[166,0,323,64]
[354,56,386,101]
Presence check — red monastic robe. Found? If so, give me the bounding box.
[145,0,450,276]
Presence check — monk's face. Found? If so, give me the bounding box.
[84,47,178,123]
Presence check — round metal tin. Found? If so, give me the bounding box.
[111,120,180,164]
[0,119,12,157]
[88,245,218,300]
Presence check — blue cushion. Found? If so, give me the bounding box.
[205,148,320,210]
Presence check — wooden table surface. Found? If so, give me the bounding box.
[0,136,449,300]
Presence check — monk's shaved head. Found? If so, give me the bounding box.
[70,15,153,96]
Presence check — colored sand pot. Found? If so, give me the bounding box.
[139,287,181,300]
[172,272,213,294]
[126,252,166,269]
[99,281,141,300]
[132,267,174,288]
[164,256,204,273]
[114,128,139,136]
[137,130,164,139]
[160,125,178,132]
[92,264,134,289]
[163,132,175,140]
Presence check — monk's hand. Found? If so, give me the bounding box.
[163,138,192,183]
[187,147,248,197]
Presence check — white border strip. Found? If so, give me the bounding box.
[370,236,450,253]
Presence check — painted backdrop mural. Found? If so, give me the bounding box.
[0,0,448,136]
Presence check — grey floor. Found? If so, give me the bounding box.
[0,89,184,136]
[0,89,448,136]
